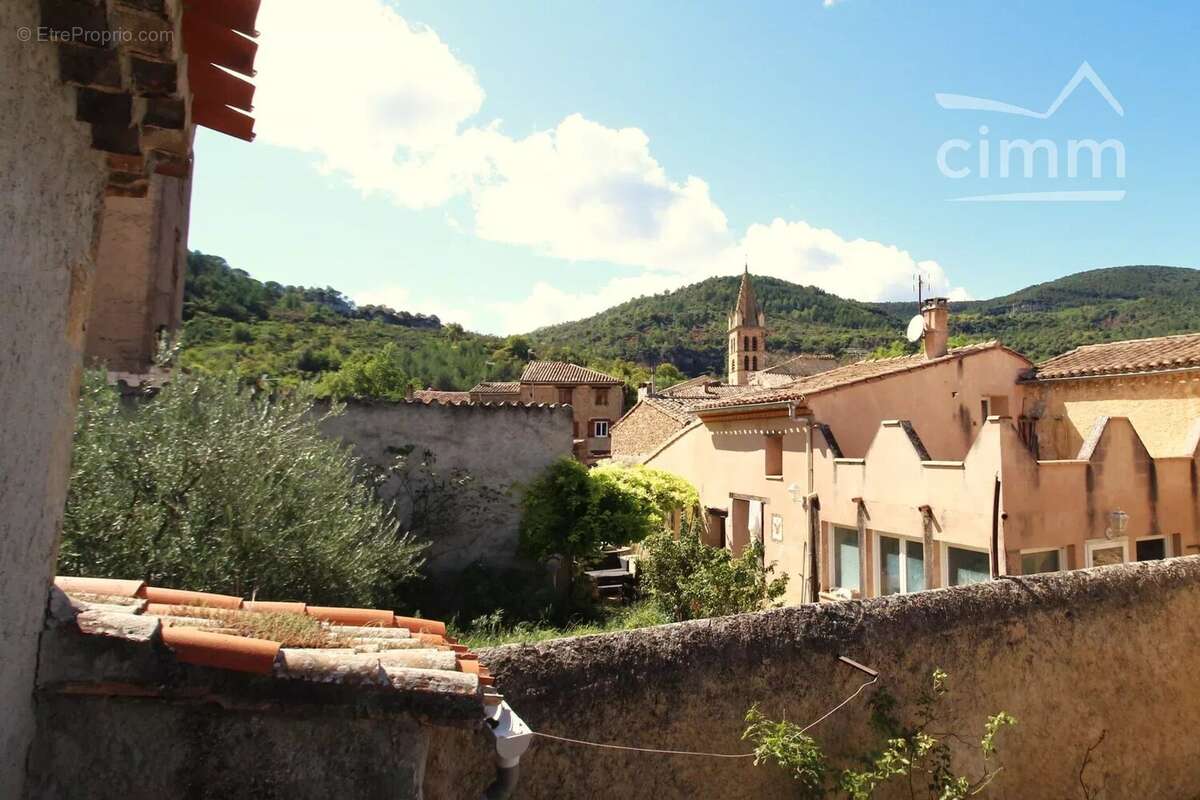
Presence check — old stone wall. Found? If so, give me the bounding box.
[0,0,107,794]
[318,400,574,576]
[430,556,1200,798]
[610,402,686,460]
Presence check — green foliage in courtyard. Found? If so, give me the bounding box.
[743,669,1016,799]
[588,463,700,531]
[518,459,655,590]
[61,370,425,608]
[640,517,789,621]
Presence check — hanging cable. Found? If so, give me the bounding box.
[528,672,879,758]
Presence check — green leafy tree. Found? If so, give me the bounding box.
[316,343,415,400]
[589,464,699,530]
[743,669,1016,799]
[640,517,788,621]
[61,370,425,608]
[518,458,653,596]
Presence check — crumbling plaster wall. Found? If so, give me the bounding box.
[317,401,574,575]
[0,0,107,794]
[430,556,1200,798]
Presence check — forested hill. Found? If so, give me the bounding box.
[530,266,1200,373]
[180,253,1200,392]
[528,276,900,377]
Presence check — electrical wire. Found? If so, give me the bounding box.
[528,675,879,758]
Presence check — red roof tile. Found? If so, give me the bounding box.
[411,389,472,405]
[520,361,622,385]
[1030,332,1200,380]
[470,381,521,394]
[52,576,488,712]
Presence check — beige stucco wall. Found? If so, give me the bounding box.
[805,347,1030,459]
[645,351,1030,605]
[0,1,107,793]
[647,360,1200,607]
[86,172,192,372]
[1023,371,1200,459]
[431,557,1200,799]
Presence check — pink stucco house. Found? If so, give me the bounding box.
[614,273,1200,606]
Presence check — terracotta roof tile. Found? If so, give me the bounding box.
[697,342,1016,410]
[411,389,472,405]
[520,361,622,385]
[469,381,521,394]
[51,576,489,713]
[1030,332,1200,380]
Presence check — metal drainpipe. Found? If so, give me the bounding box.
[482,701,532,800]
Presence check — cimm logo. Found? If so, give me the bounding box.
[934,62,1126,202]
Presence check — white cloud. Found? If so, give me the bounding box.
[253,0,969,333]
[489,272,684,333]
[728,219,967,302]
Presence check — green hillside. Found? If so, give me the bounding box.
[527,275,901,376]
[181,254,1200,391]
[533,266,1200,371]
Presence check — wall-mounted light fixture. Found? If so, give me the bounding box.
[1105,509,1129,540]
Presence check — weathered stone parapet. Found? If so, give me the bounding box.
[427,556,1200,799]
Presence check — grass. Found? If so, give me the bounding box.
[452,600,670,650]
[166,607,348,648]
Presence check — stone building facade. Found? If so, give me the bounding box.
[471,361,624,463]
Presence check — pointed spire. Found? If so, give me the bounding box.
[731,265,763,328]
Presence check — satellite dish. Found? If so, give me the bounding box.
[905,314,926,343]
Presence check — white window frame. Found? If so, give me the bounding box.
[1085,537,1129,568]
[941,543,992,587]
[1019,546,1065,575]
[830,525,861,593]
[592,419,610,438]
[873,532,927,596]
[1134,535,1171,561]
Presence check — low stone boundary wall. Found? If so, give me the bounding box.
[429,556,1200,798]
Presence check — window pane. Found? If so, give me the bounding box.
[1021,550,1060,575]
[1136,538,1166,561]
[906,540,926,591]
[834,528,860,592]
[1090,545,1124,567]
[878,536,901,595]
[947,547,989,586]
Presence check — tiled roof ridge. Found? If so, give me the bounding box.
[51,576,502,710]
[760,352,838,373]
[336,397,567,412]
[1058,330,1200,352]
[520,360,623,385]
[469,380,521,393]
[1031,330,1200,380]
[696,341,1008,410]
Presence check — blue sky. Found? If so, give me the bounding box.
[189,1,1200,334]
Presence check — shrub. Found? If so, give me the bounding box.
[61,370,425,608]
[588,463,699,530]
[743,669,1016,799]
[518,458,654,596]
[640,517,788,621]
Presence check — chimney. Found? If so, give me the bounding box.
[921,298,949,359]
[637,381,653,401]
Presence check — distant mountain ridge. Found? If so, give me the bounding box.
[528,266,1200,375]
